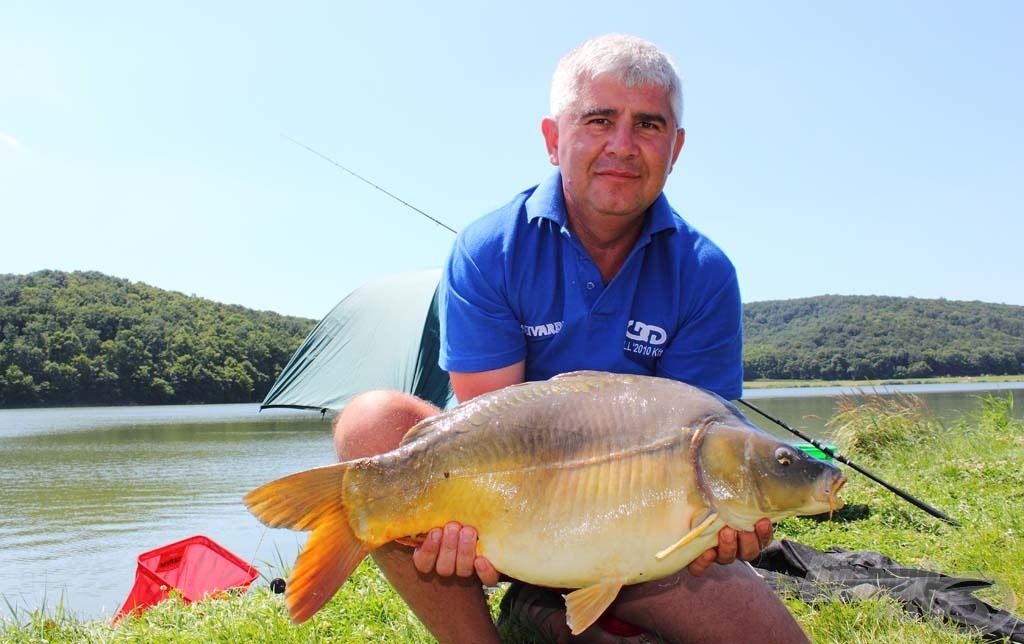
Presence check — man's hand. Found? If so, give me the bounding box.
[687,518,773,577]
[411,521,501,586]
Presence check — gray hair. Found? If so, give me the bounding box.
[549,34,683,127]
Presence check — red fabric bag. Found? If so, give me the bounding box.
[113,535,258,622]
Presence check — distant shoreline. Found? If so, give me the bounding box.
[744,374,1024,389]
[3,375,1023,411]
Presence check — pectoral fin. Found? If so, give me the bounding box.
[563,580,623,635]
[655,511,719,560]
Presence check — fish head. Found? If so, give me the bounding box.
[692,413,846,527]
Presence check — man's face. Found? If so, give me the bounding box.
[542,74,685,224]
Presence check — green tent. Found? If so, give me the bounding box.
[260,268,453,412]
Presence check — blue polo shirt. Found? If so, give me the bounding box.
[439,172,743,400]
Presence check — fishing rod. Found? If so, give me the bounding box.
[737,398,961,527]
[282,135,457,234]
[288,136,962,528]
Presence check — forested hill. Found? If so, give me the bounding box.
[2,272,1023,407]
[743,295,1024,380]
[0,270,314,407]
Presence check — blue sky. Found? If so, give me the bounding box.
[2,1,1021,320]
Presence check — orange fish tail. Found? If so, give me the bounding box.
[244,463,372,622]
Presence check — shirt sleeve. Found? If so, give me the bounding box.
[438,228,526,373]
[656,255,744,400]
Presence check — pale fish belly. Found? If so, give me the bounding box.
[474,451,714,588]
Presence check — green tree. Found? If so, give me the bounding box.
[0,271,313,407]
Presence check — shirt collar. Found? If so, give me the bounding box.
[525,170,676,240]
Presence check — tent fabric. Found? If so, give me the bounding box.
[113,535,258,622]
[261,268,453,412]
[753,539,1024,642]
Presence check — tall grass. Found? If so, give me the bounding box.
[827,391,944,459]
[785,391,1023,642]
[2,393,1021,643]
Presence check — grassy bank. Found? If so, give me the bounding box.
[3,393,1021,643]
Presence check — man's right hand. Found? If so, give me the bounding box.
[412,521,501,586]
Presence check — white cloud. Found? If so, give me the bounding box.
[0,130,24,151]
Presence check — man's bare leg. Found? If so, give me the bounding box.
[332,391,501,644]
[618,560,808,643]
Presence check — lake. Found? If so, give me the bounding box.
[1,382,1022,621]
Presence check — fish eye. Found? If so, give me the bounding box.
[775,447,793,467]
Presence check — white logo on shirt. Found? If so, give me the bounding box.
[522,321,564,338]
[625,320,667,345]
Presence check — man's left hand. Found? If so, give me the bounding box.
[411,521,502,586]
[687,518,772,577]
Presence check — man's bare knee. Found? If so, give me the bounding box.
[332,390,440,461]
[611,562,807,643]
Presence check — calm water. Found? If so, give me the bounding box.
[1,383,1021,621]
[0,405,335,621]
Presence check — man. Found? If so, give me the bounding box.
[333,34,808,643]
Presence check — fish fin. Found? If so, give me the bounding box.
[244,464,372,623]
[563,581,624,635]
[287,510,370,622]
[551,370,605,380]
[655,511,720,560]
[399,415,446,446]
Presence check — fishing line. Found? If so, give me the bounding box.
[282,135,458,234]
[247,525,272,580]
[289,137,961,527]
[246,526,290,595]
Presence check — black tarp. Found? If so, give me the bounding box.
[754,539,1024,642]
